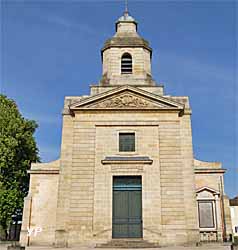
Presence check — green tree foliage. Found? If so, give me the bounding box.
[0,95,39,237]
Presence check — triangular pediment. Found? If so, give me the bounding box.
[69,85,184,111]
[196,187,219,195]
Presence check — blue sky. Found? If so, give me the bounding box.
[1,0,237,197]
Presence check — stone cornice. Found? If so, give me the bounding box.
[183,109,192,115]
[102,156,153,165]
[194,168,226,174]
[101,36,152,56]
[29,159,60,174]
[28,169,59,174]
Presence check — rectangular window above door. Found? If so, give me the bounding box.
[119,133,135,152]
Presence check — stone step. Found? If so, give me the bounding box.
[96,239,159,248]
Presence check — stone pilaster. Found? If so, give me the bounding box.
[159,120,187,245]
[55,114,74,247]
[68,121,96,244]
[180,112,200,244]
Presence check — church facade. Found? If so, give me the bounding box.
[20,11,231,247]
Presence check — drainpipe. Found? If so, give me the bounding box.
[27,197,32,246]
[220,176,227,242]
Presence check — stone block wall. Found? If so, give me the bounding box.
[20,91,207,247]
[20,161,59,246]
[68,122,96,245]
[58,110,199,246]
[93,123,161,244]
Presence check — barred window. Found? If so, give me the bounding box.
[121,53,132,74]
[119,133,135,152]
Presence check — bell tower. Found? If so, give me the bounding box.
[100,9,155,86]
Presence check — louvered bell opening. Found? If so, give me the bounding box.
[121,53,132,74]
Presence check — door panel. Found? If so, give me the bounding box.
[113,191,129,238]
[128,191,142,237]
[112,176,142,238]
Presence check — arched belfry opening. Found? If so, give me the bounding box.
[121,53,132,74]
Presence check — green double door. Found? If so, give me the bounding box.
[112,176,142,238]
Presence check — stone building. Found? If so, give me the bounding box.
[230,197,238,238]
[20,10,232,247]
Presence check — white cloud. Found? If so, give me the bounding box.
[153,49,235,85]
[39,10,97,36]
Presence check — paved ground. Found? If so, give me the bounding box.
[0,243,233,250]
[27,246,231,250]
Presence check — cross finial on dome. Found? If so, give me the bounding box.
[123,0,130,18]
[125,0,128,14]
[116,0,137,31]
